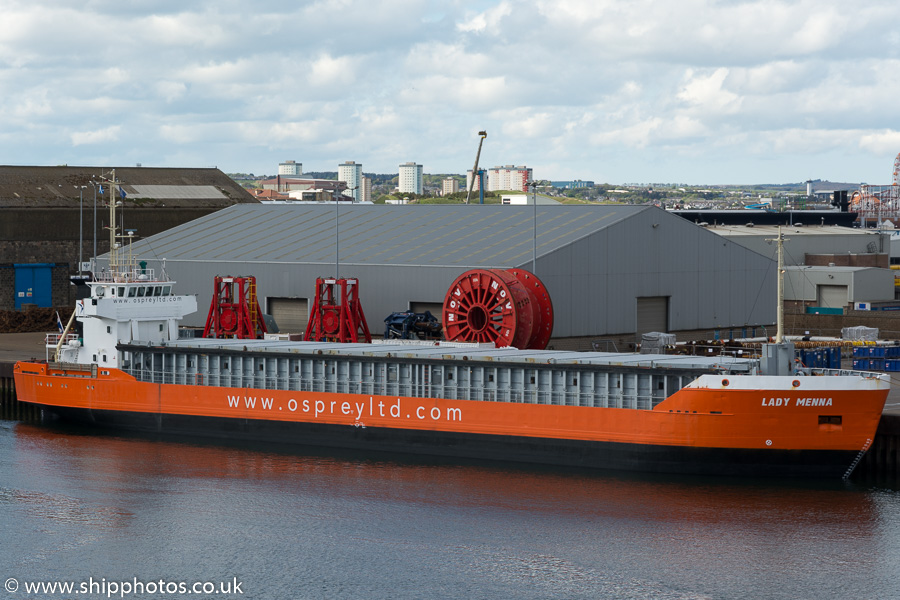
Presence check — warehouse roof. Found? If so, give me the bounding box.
[127,203,652,267]
[0,165,256,208]
[704,224,877,238]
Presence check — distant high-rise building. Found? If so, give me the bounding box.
[487,165,533,192]
[398,162,423,195]
[442,177,459,196]
[338,160,363,202]
[361,176,373,203]
[279,160,302,176]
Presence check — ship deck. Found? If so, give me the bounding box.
[112,338,760,411]
[160,337,760,372]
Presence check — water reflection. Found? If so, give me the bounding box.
[3,420,900,600]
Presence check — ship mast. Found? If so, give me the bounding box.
[108,168,119,271]
[760,227,792,376]
[100,168,136,278]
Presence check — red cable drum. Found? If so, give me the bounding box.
[506,268,554,350]
[442,268,554,349]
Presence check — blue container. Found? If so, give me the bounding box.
[827,347,841,369]
[809,349,823,368]
[870,358,886,371]
[853,359,869,370]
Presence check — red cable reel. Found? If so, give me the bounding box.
[442,268,553,349]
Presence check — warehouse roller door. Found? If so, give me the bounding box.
[816,285,848,309]
[636,296,668,334]
[268,297,309,334]
[410,301,443,319]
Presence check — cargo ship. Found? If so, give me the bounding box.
[12,183,890,477]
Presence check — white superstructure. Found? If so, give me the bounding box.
[52,268,197,368]
[50,169,197,368]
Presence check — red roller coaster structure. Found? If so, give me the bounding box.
[853,151,900,225]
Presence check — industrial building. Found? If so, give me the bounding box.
[707,224,889,265]
[783,266,894,310]
[0,165,256,309]
[705,224,895,309]
[117,204,777,348]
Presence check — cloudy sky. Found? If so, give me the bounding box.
[2,0,899,184]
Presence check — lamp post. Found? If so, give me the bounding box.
[335,184,358,278]
[335,183,341,279]
[530,180,538,273]
[89,179,98,267]
[75,185,87,274]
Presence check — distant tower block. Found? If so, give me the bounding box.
[279,160,302,176]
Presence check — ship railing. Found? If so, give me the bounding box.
[45,333,78,347]
[809,367,886,378]
[93,267,158,283]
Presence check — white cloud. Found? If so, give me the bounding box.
[859,131,900,156]
[155,81,188,103]
[500,110,557,139]
[590,118,664,149]
[71,125,121,146]
[9,89,55,119]
[727,61,813,95]
[140,13,229,48]
[1,0,899,183]
[457,2,513,32]
[677,68,742,115]
[309,54,359,88]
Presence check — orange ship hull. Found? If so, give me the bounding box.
[13,361,888,477]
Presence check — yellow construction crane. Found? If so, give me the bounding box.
[464,130,487,205]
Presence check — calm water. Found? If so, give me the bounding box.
[2,419,900,600]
